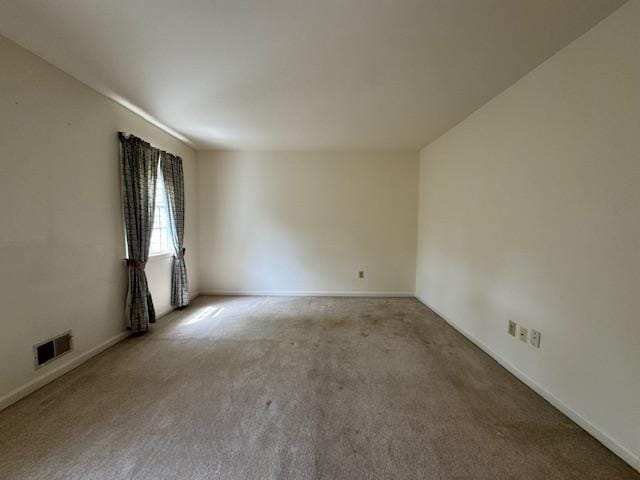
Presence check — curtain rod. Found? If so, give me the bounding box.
[118,131,181,160]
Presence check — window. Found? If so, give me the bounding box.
[149,167,171,256]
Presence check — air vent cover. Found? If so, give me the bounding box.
[34,332,73,368]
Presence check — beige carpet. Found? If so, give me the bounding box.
[0,296,637,480]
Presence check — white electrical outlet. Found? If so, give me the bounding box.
[519,326,528,343]
[530,329,541,348]
[508,320,516,337]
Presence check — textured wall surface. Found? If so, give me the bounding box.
[0,36,199,405]
[416,1,639,467]
[197,150,418,295]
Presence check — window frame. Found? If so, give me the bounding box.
[148,165,172,258]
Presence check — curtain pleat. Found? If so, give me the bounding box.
[119,133,160,332]
[160,152,189,307]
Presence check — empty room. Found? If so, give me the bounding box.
[0,1,638,478]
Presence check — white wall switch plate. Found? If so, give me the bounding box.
[519,326,528,343]
[508,320,516,336]
[530,329,541,348]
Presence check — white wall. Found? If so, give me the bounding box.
[197,150,418,295]
[415,1,639,469]
[0,36,199,407]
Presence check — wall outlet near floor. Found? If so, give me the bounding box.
[358,271,364,279]
[530,329,541,348]
[508,320,517,337]
[519,326,528,343]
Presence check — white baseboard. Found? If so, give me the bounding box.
[0,330,130,412]
[199,290,415,297]
[155,305,175,319]
[155,290,201,318]
[414,294,639,473]
[0,291,201,413]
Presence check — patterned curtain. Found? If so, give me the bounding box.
[161,152,189,307]
[119,133,160,332]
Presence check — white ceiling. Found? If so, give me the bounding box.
[0,0,626,150]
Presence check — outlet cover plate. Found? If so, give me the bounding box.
[519,327,528,343]
[530,329,541,348]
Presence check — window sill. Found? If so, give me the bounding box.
[122,252,173,266]
[148,252,173,260]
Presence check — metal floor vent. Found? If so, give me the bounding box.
[34,332,72,368]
